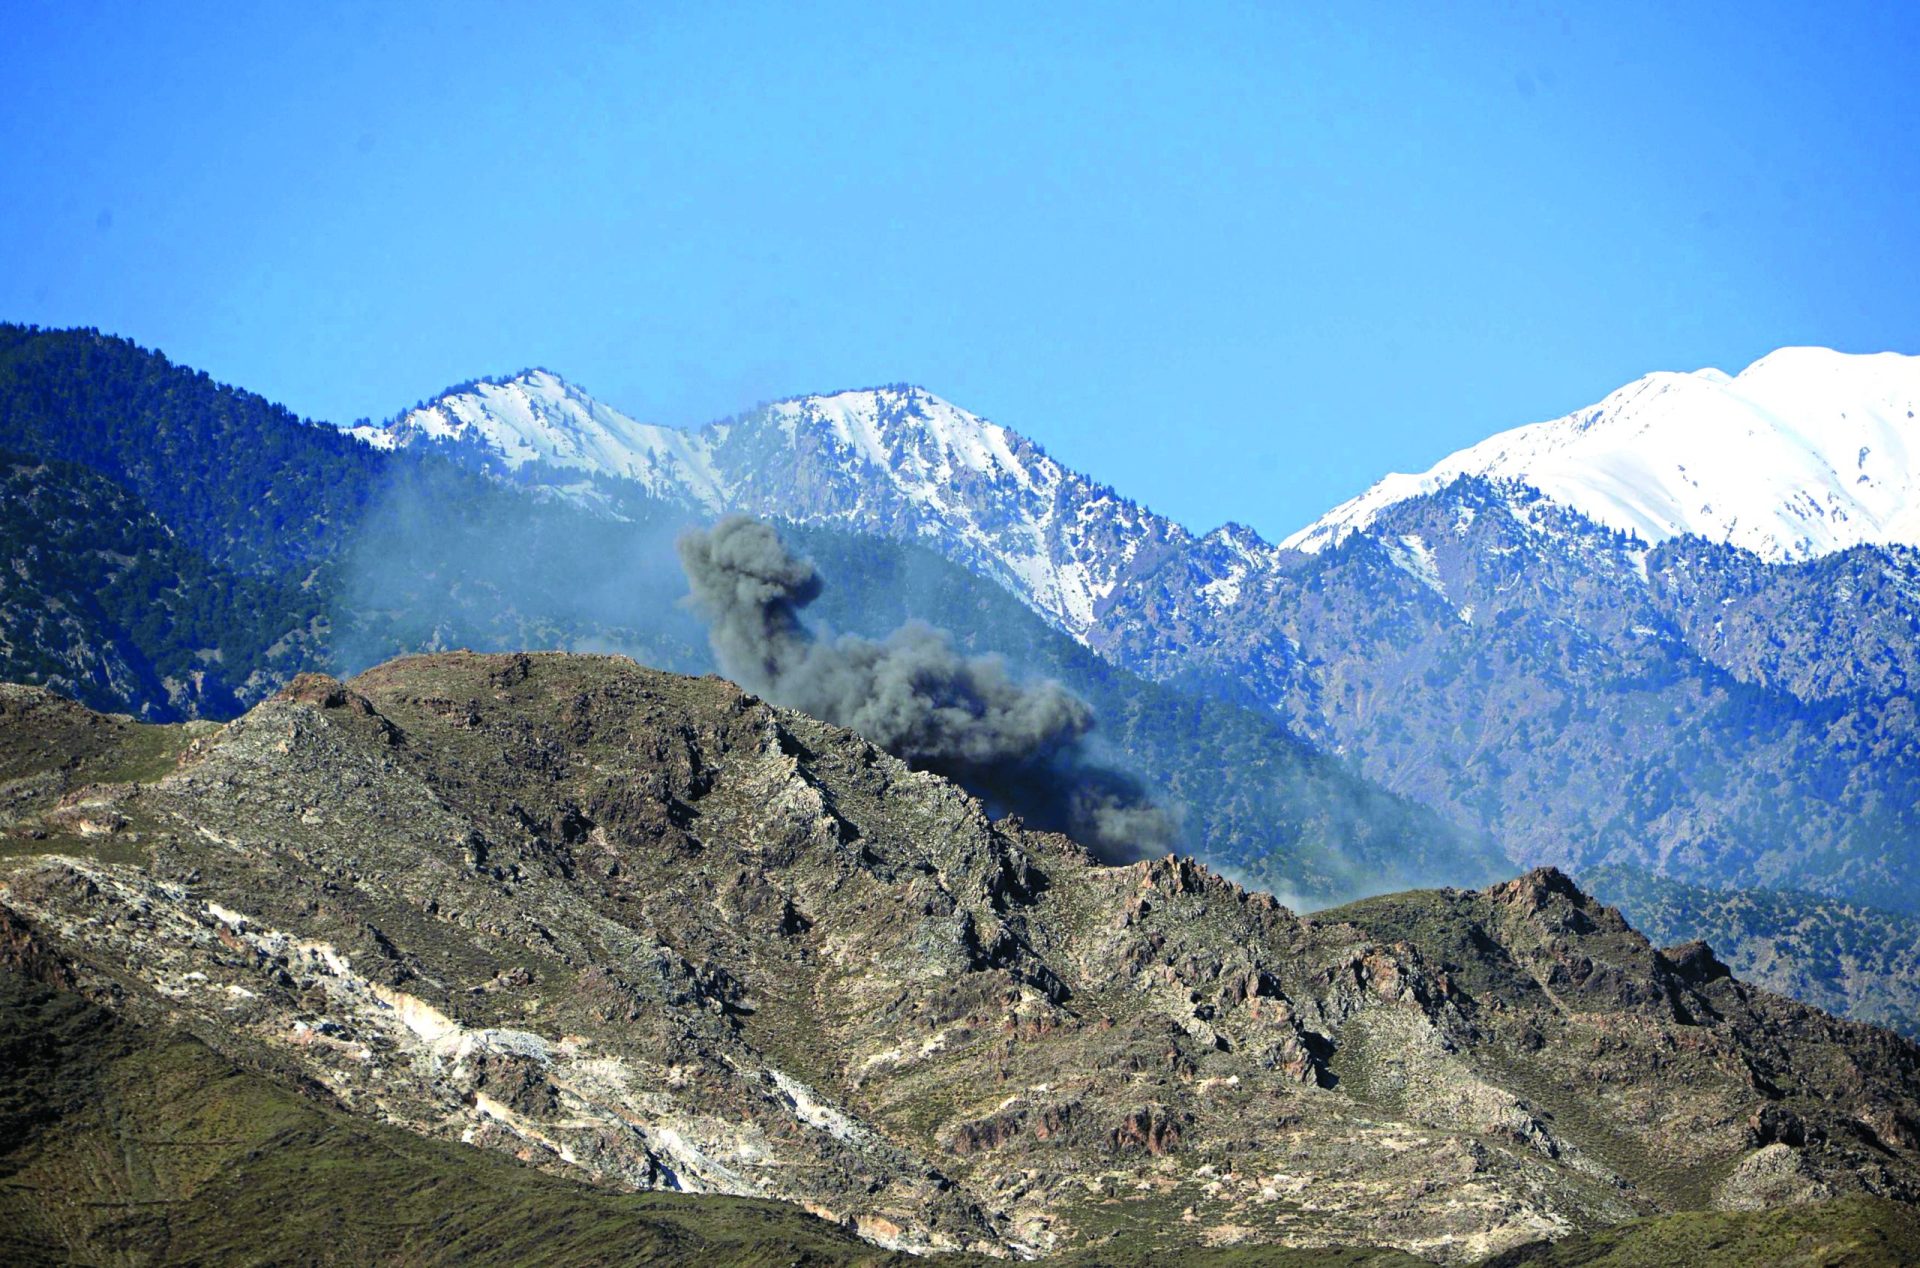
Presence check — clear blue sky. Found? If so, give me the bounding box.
[3,2,1916,540]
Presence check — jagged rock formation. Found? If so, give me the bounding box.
[3,653,1916,1263]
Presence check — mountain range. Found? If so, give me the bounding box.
[351,348,1920,638]
[0,325,1501,906]
[5,321,1920,1262]
[4,326,1919,1033]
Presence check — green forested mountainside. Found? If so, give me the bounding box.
[1651,537,1920,704]
[0,452,321,719]
[1585,865,1920,1039]
[0,324,387,572]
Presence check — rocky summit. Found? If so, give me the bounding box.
[3,653,1919,1263]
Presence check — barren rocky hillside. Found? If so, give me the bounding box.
[2,654,1917,1263]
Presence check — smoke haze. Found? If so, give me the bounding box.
[323,467,1496,901]
[678,516,1175,861]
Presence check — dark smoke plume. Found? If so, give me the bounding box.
[678,516,1174,861]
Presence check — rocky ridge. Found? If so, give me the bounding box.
[2,654,1916,1262]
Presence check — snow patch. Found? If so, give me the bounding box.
[1385,533,1446,597]
[1201,563,1247,608]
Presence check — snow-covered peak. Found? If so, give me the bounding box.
[355,370,727,507]
[1283,347,1920,562]
[1200,521,1279,563]
[346,374,1179,639]
[740,386,1156,634]
[763,386,1048,492]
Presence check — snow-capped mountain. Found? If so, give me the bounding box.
[352,370,728,506]
[1284,347,1920,561]
[356,374,1217,640]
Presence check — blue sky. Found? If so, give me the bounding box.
[3,2,1915,539]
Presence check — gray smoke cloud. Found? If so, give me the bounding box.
[678,516,1175,862]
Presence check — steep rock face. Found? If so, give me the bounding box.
[2,653,1916,1262]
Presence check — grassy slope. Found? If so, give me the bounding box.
[1481,1198,1920,1267]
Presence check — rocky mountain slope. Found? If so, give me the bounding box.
[1102,481,1920,907]
[3,654,1918,1263]
[0,960,917,1268]
[5,907,1915,1268]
